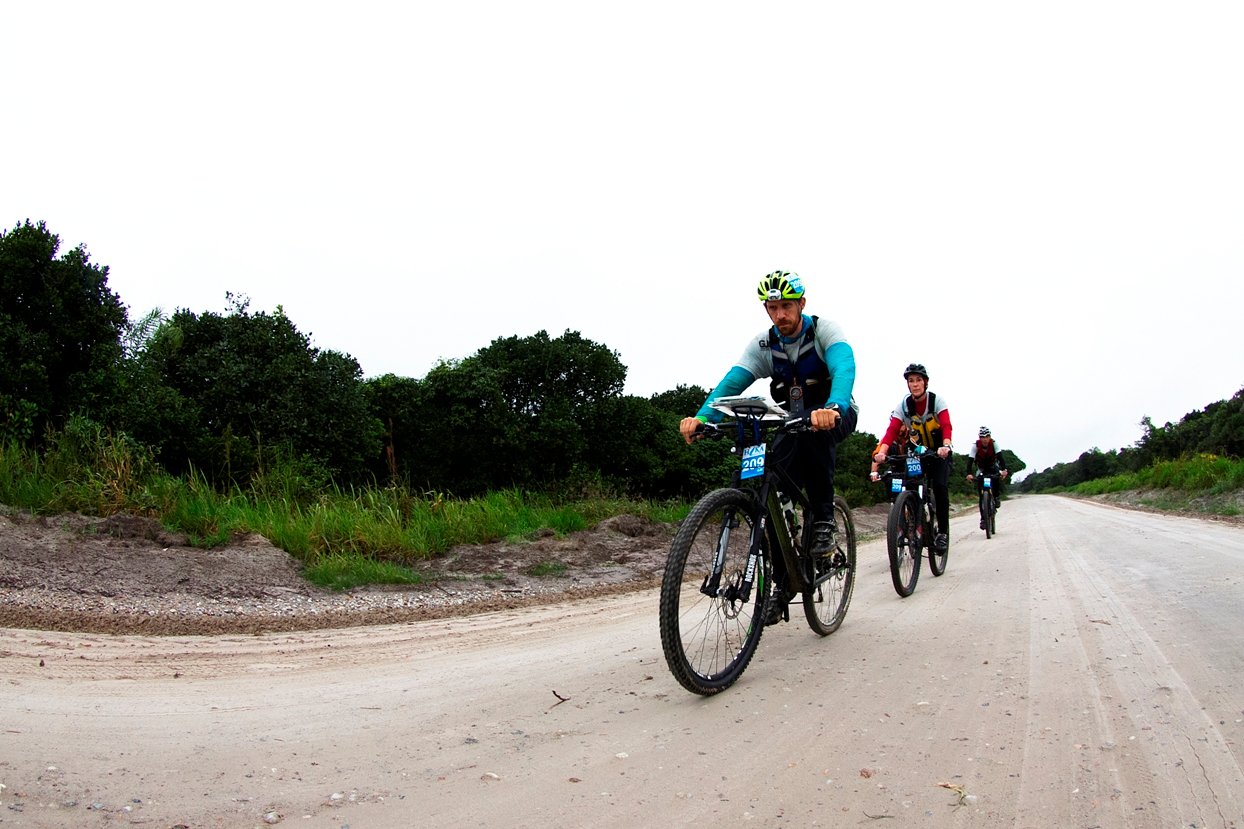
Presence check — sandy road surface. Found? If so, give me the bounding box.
[2,495,1242,828]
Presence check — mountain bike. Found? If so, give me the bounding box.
[974,471,998,539]
[881,447,946,597]
[659,396,857,696]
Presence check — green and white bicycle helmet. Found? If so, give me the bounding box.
[757,271,805,302]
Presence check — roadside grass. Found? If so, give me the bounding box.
[304,553,426,591]
[1068,454,1244,517]
[17,425,1235,591]
[528,560,569,577]
[0,434,687,591]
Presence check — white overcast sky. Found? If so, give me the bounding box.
[4,1,1242,477]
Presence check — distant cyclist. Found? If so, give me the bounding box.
[872,363,954,554]
[680,270,858,624]
[965,426,1009,527]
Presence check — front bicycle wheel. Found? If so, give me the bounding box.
[886,491,921,597]
[927,490,948,577]
[980,490,992,540]
[988,494,998,537]
[659,488,770,695]
[802,495,856,635]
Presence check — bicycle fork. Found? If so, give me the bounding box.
[700,508,766,615]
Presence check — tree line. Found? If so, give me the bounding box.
[1015,386,1244,492]
[3,219,1023,508]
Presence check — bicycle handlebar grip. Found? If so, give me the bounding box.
[783,411,813,430]
[694,422,721,439]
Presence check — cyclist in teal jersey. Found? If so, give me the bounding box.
[679,270,858,624]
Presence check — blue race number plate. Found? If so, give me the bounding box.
[741,445,765,480]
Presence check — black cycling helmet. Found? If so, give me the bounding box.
[979,426,991,437]
[903,363,929,381]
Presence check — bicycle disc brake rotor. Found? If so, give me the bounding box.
[720,570,748,619]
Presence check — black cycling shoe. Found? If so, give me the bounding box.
[933,533,948,553]
[765,589,796,626]
[810,520,838,556]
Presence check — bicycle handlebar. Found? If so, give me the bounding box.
[884,445,928,462]
[694,410,814,441]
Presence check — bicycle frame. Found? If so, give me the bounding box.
[885,449,930,547]
[883,450,931,504]
[700,409,814,604]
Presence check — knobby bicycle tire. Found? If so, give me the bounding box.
[886,490,921,598]
[982,490,993,540]
[802,495,857,634]
[659,488,770,695]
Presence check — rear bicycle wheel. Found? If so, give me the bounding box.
[886,491,921,597]
[927,490,948,577]
[659,488,770,695]
[802,495,857,635]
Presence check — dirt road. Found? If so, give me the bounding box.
[2,495,1242,828]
